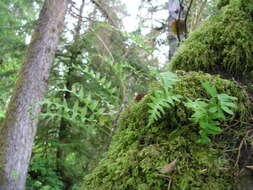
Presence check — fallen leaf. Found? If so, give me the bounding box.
[159,159,178,174]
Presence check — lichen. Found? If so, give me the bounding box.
[170,0,253,82]
[81,72,252,190]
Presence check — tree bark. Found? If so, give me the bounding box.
[0,0,68,190]
[90,0,120,27]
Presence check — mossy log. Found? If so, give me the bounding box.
[81,72,252,190]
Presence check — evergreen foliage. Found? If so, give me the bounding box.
[0,0,252,189]
[26,23,152,189]
[0,0,41,58]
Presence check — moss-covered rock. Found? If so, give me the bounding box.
[171,0,253,82]
[81,72,252,190]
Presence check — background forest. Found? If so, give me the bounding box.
[0,0,252,190]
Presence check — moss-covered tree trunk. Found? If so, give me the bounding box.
[0,1,68,189]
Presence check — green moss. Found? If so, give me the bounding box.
[81,72,252,190]
[171,0,253,81]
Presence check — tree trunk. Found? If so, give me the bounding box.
[168,0,180,60]
[0,0,68,190]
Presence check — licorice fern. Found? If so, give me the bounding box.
[73,64,117,97]
[147,72,181,126]
[185,81,237,144]
[39,86,105,131]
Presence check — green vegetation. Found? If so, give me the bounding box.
[185,80,237,144]
[148,71,238,145]
[80,0,253,187]
[0,0,252,189]
[147,71,182,126]
[82,72,252,190]
[171,0,253,81]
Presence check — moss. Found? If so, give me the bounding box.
[216,0,230,9]
[81,72,252,190]
[170,0,253,82]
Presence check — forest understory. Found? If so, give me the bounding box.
[0,0,252,190]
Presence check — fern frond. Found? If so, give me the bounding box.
[147,72,181,126]
[147,91,181,126]
[185,81,237,144]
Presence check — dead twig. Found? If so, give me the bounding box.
[234,130,253,168]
